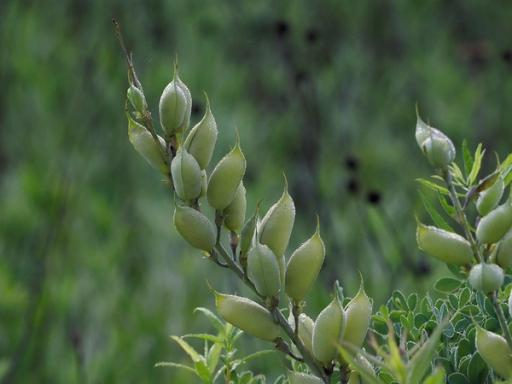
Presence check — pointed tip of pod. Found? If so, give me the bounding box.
[203,91,211,112]
[172,55,180,79]
[315,214,321,234]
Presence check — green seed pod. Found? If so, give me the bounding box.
[240,206,259,260]
[224,182,246,233]
[199,170,207,198]
[171,148,202,201]
[207,138,246,210]
[475,326,512,379]
[127,113,167,174]
[159,64,192,138]
[287,371,323,384]
[247,242,281,297]
[127,84,147,114]
[476,201,512,244]
[496,229,512,269]
[173,204,216,252]
[214,292,280,341]
[343,281,372,350]
[288,313,315,356]
[468,263,504,293]
[416,223,473,265]
[312,296,346,365]
[477,176,505,216]
[415,111,455,169]
[285,219,325,302]
[183,95,218,169]
[259,178,296,259]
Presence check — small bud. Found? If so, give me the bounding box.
[416,223,473,265]
[343,280,372,350]
[259,177,296,259]
[183,94,218,169]
[477,176,505,216]
[127,84,147,114]
[496,229,512,269]
[127,113,167,174]
[415,110,455,169]
[247,242,281,298]
[285,219,325,302]
[207,137,246,210]
[214,292,280,341]
[476,201,512,244]
[288,313,315,356]
[159,64,192,138]
[476,326,512,379]
[312,295,346,365]
[223,182,246,233]
[173,204,216,252]
[468,263,504,293]
[171,148,202,201]
[287,371,323,384]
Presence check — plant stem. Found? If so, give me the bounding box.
[491,291,512,350]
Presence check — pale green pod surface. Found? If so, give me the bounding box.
[312,296,346,365]
[415,112,455,168]
[171,148,202,201]
[240,208,258,258]
[173,205,216,252]
[343,283,372,350]
[477,176,505,216]
[224,182,246,233]
[214,292,280,341]
[247,242,281,297]
[496,229,512,269]
[127,113,167,174]
[476,326,512,379]
[159,69,191,138]
[259,181,296,259]
[416,224,473,265]
[285,223,325,302]
[288,313,315,356]
[127,84,146,113]
[207,141,246,210]
[468,263,504,293]
[184,96,218,169]
[199,170,207,198]
[476,202,512,244]
[287,371,323,384]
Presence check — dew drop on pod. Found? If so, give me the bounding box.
[223,182,246,233]
[183,94,218,170]
[496,229,512,269]
[126,84,147,114]
[126,113,167,175]
[214,292,280,342]
[246,241,281,298]
[288,312,315,356]
[476,176,505,216]
[475,326,512,379]
[207,137,246,211]
[415,110,455,169]
[476,200,512,244]
[416,223,473,265]
[173,204,216,252]
[468,263,504,293]
[342,281,372,351]
[285,218,325,303]
[287,371,323,384]
[312,295,346,366]
[159,64,192,139]
[171,148,202,201]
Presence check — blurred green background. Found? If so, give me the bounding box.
[2,0,512,382]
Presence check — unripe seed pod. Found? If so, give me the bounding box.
[259,178,296,259]
[415,112,455,169]
[287,371,323,384]
[496,229,512,269]
[416,224,473,265]
[477,176,505,217]
[224,182,246,233]
[240,207,258,259]
[127,113,167,174]
[127,84,147,114]
[475,326,512,379]
[288,313,315,356]
[247,242,281,297]
[171,148,202,201]
[214,292,280,341]
[207,139,246,210]
[173,204,216,252]
[468,263,504,293]
[343,282,372,350]
[199,170,207,198]
[159,65,192,138]
[183,95,218,169]
[312,296,346,365]
[476,201,512,244]
[285,220,325,302]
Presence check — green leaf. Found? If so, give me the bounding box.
[423,367,446,384]
[170,336,203,363]
[194,360,212,383]
[416,178,450,195]
[468,144,485,185]
[206,342,222,373]
[407,293,418,311]
[447,372,468,384]
[154,361,197,375]
[437,193,456,217]
[418,190,454,232]
[462,140,474,178]
[434,277,462,293]
[194,307,225,333]
[182,333,222,343]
